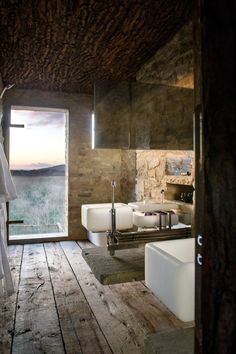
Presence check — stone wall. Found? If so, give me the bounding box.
[120,149,136,202]
[136,22,193,88]
[3,89,136,239]
[135,21,194,202]
[135,150,194,202]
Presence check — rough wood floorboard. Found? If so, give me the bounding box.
[61,241,146,354]
[1,241,195,354]
[12,243,65,354]
[44,242,112,354]
[0,245,23,354]
[109,282,194,335]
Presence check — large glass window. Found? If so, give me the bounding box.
[8,107,68,240]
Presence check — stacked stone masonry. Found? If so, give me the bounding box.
[135,150,194,202]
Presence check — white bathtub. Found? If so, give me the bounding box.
[145,238,195,322]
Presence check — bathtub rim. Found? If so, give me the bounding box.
[145,238,195,265]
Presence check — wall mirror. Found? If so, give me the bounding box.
[94,80,194,150]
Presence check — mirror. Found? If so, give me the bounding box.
[94,80,194,150]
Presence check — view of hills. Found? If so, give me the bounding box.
[11,164,65,176]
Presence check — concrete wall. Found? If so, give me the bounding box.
[3,89,136,239]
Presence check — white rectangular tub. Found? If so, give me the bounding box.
[145,238,195,322]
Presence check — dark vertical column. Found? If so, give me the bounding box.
[200,1,236,353]
[193,1,203,352]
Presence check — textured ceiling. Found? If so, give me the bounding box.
[0,0,192,94]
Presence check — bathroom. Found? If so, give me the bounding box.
[0,2,235,354]
[0,14,195,352]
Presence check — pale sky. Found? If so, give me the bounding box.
[10,109,66,170]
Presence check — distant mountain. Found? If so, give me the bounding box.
[11,164,65,176]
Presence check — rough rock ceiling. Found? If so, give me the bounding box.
[0,0,192,94]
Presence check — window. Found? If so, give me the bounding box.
[8,106,68,240]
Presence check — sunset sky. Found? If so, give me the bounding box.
[10,109,67,170]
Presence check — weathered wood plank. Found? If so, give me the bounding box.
[61,241,146,354]
[44,242,112,354]
[0,245,23,354]
[12,243,64,354]
[110,282,194,334]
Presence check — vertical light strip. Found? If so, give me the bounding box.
[91,112,95,149]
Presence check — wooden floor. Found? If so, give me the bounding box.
[0,241,193,354]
